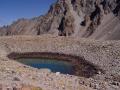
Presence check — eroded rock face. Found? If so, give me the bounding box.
[0,0,120,40]
[58,12,75,36]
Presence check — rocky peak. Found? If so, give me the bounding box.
[0,0,120,40]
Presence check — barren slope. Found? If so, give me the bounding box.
[0,0,120,40]
[0,35,120,89]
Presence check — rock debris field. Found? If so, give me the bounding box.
[0,35,120,90]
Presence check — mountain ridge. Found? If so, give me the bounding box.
[0,0,120,40]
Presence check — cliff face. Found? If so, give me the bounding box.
[0,0,120,40]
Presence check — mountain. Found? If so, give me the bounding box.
[0,0,120,40]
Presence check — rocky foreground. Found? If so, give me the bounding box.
[0,35,120,90]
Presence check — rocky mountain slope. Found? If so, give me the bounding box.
[0,0,120,40]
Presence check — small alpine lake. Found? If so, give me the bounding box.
[17,58,74,74]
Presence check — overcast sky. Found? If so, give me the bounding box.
[0,0,56,26]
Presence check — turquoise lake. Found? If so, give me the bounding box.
[17,58,74,74]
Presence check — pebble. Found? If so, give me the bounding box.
[13,77,21,81]
[56,72,60,76]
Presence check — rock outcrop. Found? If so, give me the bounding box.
[0,0,120,40]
